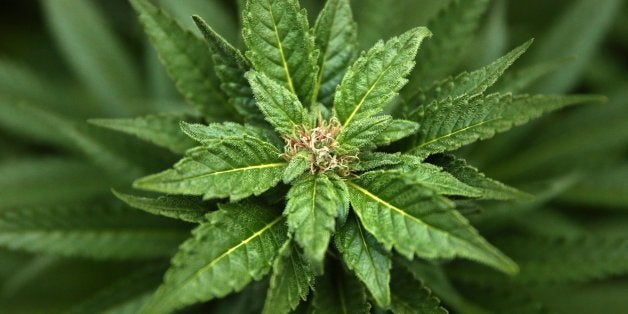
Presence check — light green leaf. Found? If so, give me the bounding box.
[247,71,312,136]
[263,241,315,314]
[140,202,287,314]
[353,152,402,172]
[134,137,286,201]
[283,151,311,183]
[398,156,482,197]
[130,0,231,120]
[336,115,392,152]
[89,114,196,154]
[286,174,342,269]
[390,267,447,314]
[0,158,109,210]
[335,214,391,307]
[0,205,187,260]
[407,39,533,108]
[334,27,431,128]
[372,119,420,147]
[312,266,370,314]
[42,0,141,115]
[407,93,605,158]
[243,0,318,105]
[313,0,357,106]
[180,121,281,147]
[427,154,531,201]
[112,190,211,223]
[407,0,490,91]
[347,171,518,274]
[193,16,259,118]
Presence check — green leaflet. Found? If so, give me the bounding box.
[180,121,281,147]
[347,171,518,274]
[335,214,391,307]
[140,203,287,314]
[390,267,447,314]
[336,115,392,152]
[41,0,141,115]
[372,119,420,147]
[407,39,533,110]
[263,241,315,314]
[134,137,286,201]
[407,93,605,158]
[0,157,109,210]
[334,27,431,129]
[285,174,342,270]
[192,16,259,118]
[353,152,402,172]
[407,0,490,92]
[130,0,232,121]
[0,205,187,260]
[89,114,197,154]
[313,0,357,106]
[113,190,211,223]
[312,264,370,314]
[427,154,531,201]
[283,151,311,183]
[243,0,318,106]
[246,71,313,136]
[398,157,482,197]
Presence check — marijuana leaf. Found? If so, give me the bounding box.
[140,202,287,314]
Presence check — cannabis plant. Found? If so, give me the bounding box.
[1,0,627,313]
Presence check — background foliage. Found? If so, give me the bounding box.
[0,0,626,313]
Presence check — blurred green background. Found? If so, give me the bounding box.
[0,0,626,313]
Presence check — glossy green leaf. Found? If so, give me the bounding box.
[140,202,287,314]
[334,27,431,128]
[335,214,391,307]
[286,174,342,269]
[407,93,605,158]
[243,0,318,105]
[134,137,286,201]
[130,0,231,120]
[247,71,312,136]
[313,0,358,106]
[347,171,518,274]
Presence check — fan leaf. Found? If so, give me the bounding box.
[134,137,286,201]
[140,202,287,314]
[347,170,518,274]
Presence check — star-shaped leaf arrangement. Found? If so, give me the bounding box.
[89,0,606,312]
